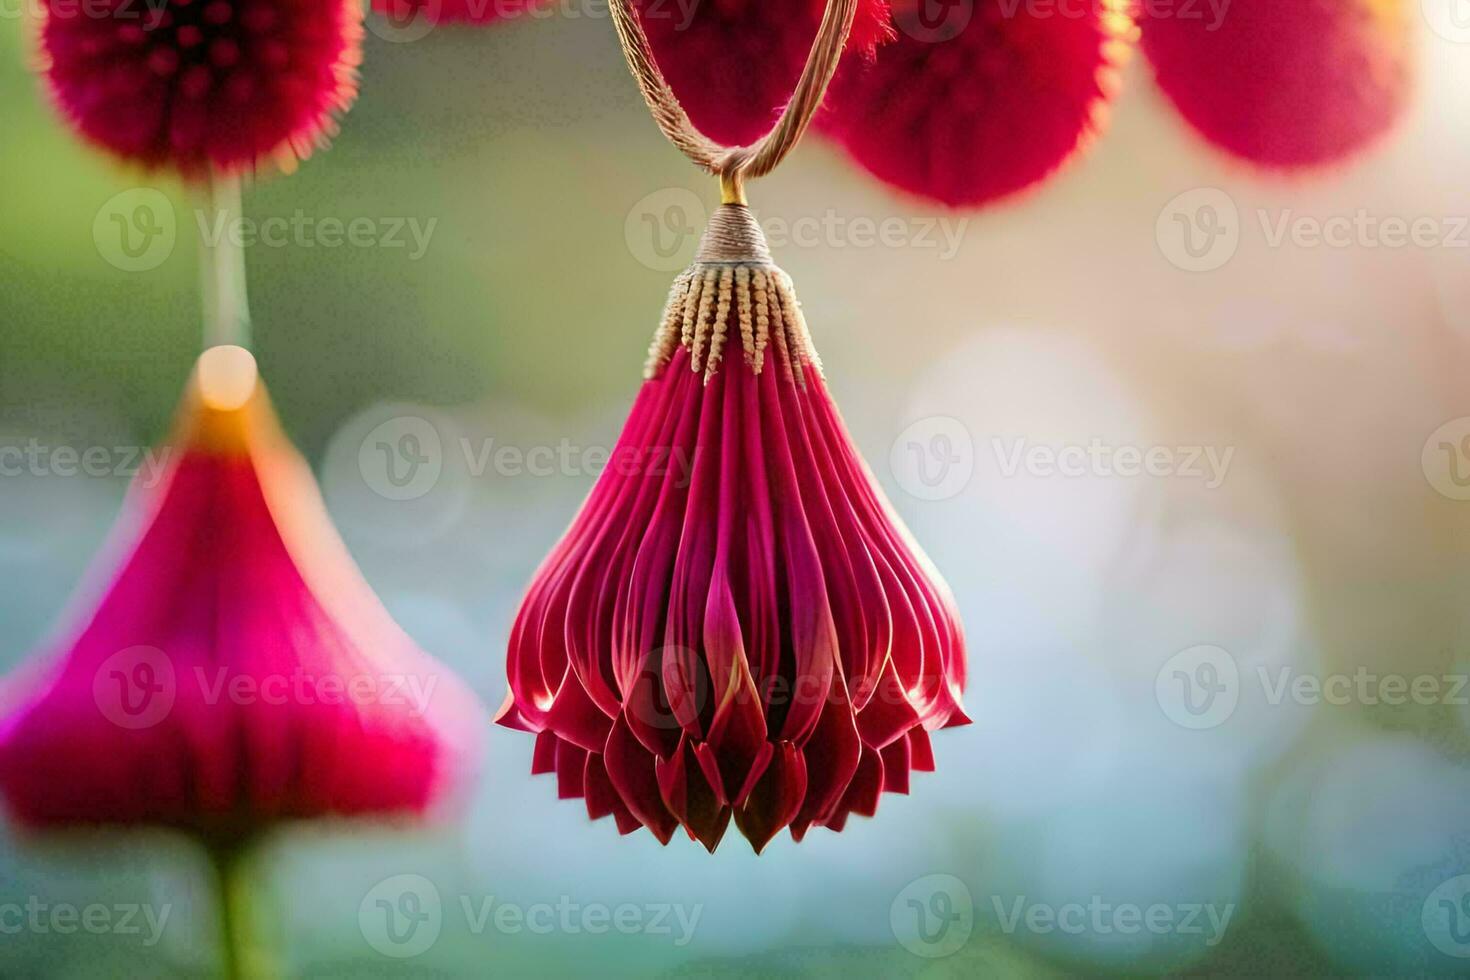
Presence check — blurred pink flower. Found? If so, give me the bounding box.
[819,0,1127,208]
[1138,0,1410,169]
[0,348,482,838]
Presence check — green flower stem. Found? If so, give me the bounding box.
[207,838,275,980]
[197,171,253,351]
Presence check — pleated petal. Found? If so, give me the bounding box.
[498,205,967,851]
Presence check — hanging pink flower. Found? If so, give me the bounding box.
[39,0,362,175]
[0,348,482,834]
[634,0,894,147]
[497,206,968,853]
[819,0,1129,208]
[1138,0,1410,169]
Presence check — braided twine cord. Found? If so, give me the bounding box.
[606,0,859,202]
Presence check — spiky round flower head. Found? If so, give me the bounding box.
[818,0,1129,208]
[0,348,482,836]
[39,0,362,175]
[1138,0,1410,169]
[497,206,969,853]
[634,0,893,147]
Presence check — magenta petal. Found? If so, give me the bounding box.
[543,668,614,754]
[880,736,911,796]
[908,727,936,773]
[530,730,560,776]
[834,744,886,823]
[584,752,619,821]
[792,675,862,836]
[655,735,731,853]
[555,739,588,801]
[855,659,925,751]
[734,741,808,854]
[493,691,535,733]
[603,712,678,845]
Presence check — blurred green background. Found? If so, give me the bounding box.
[3,6,1470,978]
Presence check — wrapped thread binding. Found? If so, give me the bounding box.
[644,204,821,385]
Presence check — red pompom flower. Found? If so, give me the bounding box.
[0,348,482,837]
[39,0,362,174]
[819,0,1129,208]
[1138,0,1410,169]
[634,0,893,147]
[497,206,969,853]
